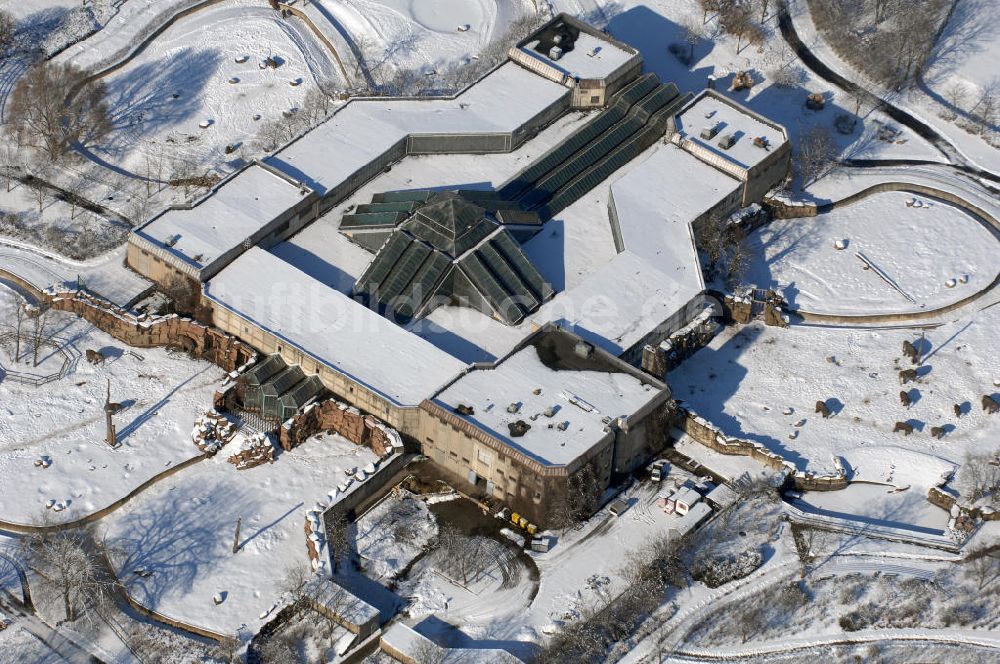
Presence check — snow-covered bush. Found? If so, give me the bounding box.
[692,546,763,588]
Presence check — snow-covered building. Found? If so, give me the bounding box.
[124,15,790,523]
[420,325,670,526]
[128,163,318,285]
[508,13,642,109]
[672,89,791,207]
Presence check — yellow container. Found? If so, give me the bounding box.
[510,512,521,525]
[526,523,538,535]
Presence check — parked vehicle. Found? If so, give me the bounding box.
[649,458,669,482]
[608,500,629,517]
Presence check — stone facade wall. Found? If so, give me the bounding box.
[278,397,403,454]
[43,288,255,372]
[641,302,722,376]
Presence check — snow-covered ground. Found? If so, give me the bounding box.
[670,307,1000,495]
[319,0,535,75]
[744,191,999,315]
[102,433,380,637]
[92,0,339,176]
[355,490,437,582]
[0,291,225,526]
[0,623,65,664]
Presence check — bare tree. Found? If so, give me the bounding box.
[29,305,55,367]
[326,512,351,572]
[412,639,449,664]
[436,526,492,586]
[796,124,838,186]
[681,16,703,63]
[6,62,112,162]
[959,450,1000,502]
[964,548,1000,591]
[720,4,753,53]
[549,459,603,528]
[20,528,115,623]
[944,81,969,118]
[973,79,999,133]
[0,10,13,53]
[13,300,26,362]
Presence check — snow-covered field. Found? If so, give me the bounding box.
[744,191,999,315]
[102,433,380,637]
[0,292,225,525]
[670,307,1000,494]
[94,0,338,175]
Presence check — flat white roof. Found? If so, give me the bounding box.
[676,93,787,169]
[137,164,307,271]
[531,144,728,356]
[520,31,635,80]
[533,252,697,357]
[611,143,739,267]
[434,341,659,467]
[265,62,569,195]
[205,247,465,406]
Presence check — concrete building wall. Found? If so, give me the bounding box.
[742,139,791,205]
[207,298,423,432]
[417,399,616,526]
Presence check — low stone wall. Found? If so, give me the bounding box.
[762,197,818,219]
[42,288,255,372]
[676,407,849,491]
[278,398,402,455]
[928,486,1000,522]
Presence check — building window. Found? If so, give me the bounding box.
[449,451,458,458]
[533,490,542,504]
[590,95,600,104]
[477,449,492,466]
[461,457,470,464]
[426,437,434,444]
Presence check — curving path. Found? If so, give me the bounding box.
[775,0,1000,184]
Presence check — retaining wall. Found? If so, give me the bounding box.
[42,288,255,372]
[676,407,849,491]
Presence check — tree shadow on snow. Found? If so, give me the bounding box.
[98,47,223,159]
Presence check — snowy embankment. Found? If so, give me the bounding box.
[744,191,999,316]
[102,433,381,638]
[0,296,225,527]
[317,0,532,75]
[669,303,1000,497]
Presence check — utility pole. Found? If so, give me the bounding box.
[232,517,242,554]
[104,378,117,447]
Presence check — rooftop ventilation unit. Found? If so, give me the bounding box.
[165,234,181,247]
[549,46,563,61]
[455,403,475,416]
[557,421,570,431]
[574,341,594,359]
[543,405,560,418]
[507,402,522,414]
[700,123,720,140]
[717,133,737,149]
